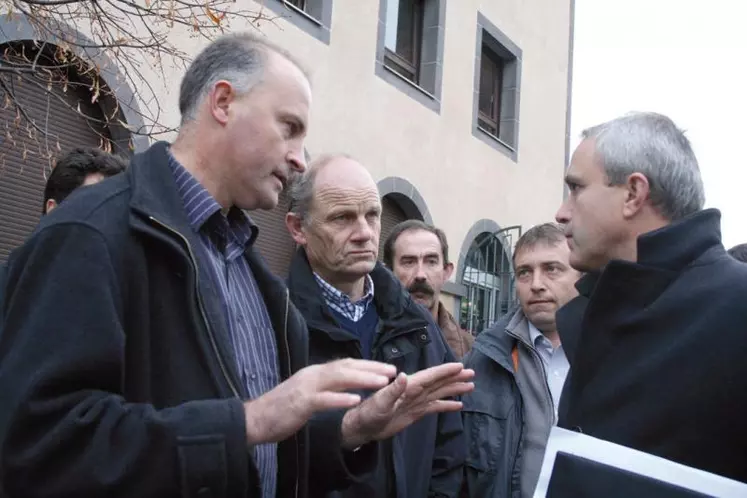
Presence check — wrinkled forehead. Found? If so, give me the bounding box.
[312,184,381,214]
[395,229,443,257]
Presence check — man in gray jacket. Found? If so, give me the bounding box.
[461,223,581,498]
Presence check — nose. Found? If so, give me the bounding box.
[287,147,307,173]
[555,198,571,225]
[414,262,428,280]
[351,216,375,243]
[530,271,547,292]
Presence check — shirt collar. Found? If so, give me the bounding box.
[314,273,375,309]
[528,321,550,348]
[167,149,257,248]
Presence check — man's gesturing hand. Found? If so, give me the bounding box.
[243,359,397,445]
[340,362,475,449]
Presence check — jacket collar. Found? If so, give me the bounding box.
[559,209,725,366]
[635,208,724,271]
[287,248,429,338]
[472,305,522,374]
[127,141,194,235]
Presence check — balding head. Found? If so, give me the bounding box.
[286,154,382,291]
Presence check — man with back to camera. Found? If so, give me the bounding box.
[383,220,475,360]
[0,146,127,498]
[0,33,470,498]
[285,154,473,498]
[554,111,747,486]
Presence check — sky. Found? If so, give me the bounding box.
[571,0,747,248]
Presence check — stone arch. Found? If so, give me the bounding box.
[376,176,433,224]
[0,13,148,153]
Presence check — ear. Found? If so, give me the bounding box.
[285,212,308,246]
[444,261,455,280]
[45,198,57,214]
[208,81,235,126]
[622,172,651,219]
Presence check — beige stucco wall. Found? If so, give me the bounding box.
[239,0,573,292]
[58,0,571,304]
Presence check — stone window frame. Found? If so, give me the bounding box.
[472,12,522,161]
[375,0,447,114]
[263,0,334,45]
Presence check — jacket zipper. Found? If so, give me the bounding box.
[148,216,240,399]
[284,289,300,498]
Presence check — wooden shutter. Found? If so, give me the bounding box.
[378,195,408,261]
[0,63,110,263]
[249,189,297,278]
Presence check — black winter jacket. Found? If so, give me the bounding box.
[0,142,373,498]
[287,249,466,498]
[557,209,747,487]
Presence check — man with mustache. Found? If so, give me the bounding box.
[383,220,474,359]
[285,154,472,498]
[461,222,581,498]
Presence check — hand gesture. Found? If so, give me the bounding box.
[340,362,475,449]
[243,358,397,445]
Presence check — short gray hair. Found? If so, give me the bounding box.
[287,153,355,223]
[582,112,705,221]
[179,32,308,123]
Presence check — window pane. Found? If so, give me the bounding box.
[286,0,307,11]
[385,0,419,64]
[479,52,497,118]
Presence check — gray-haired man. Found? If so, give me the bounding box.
[554,112,747,490]
[0,33,464,498]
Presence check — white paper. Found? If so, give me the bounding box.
[533,427,747,498]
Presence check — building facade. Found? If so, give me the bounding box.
[0,0,574,334]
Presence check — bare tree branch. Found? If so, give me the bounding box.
[0,0,281,159]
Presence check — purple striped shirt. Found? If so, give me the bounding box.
[168,152,279,498]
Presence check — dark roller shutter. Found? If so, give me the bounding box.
[249,189,297,278]
[379,195,408,261]
[0,47,110,263]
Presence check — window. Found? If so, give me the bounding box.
[375,0,445,113]
[473,13,522,161]
[383,0,423,83]
[264,0,333,44]
[459,228,521,334]
[478,49,503,137]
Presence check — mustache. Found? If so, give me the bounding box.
[408,280,434,296]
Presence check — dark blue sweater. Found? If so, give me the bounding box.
[329,305,380,360]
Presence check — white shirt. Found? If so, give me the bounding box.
[528,321,570,420]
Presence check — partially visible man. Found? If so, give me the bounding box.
[461,223,581,498]
[383,220,474,359]
[42,146,128,214]
[727,243,747,263]
[0,33,422,498]
[0,147,127,323]
[285,154,472,498]
[554,112,747,484]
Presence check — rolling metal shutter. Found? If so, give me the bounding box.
[249,190,297,278]
[0,64,110,262]
[379,195,408,261]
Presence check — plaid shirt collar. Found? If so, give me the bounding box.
[314,273,375,322]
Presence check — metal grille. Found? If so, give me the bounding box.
[459,225,522,334]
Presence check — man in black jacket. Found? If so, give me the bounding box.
[553,111,747,489]
[0,33,438,498]
[0,147,127,323]
[285,154,473,498]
